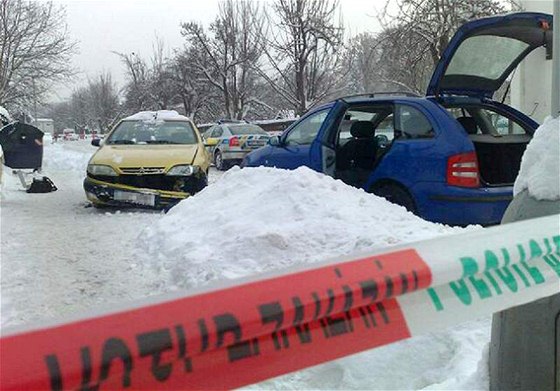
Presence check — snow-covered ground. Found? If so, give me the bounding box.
[1,139,491,389]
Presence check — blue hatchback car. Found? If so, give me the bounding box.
[243,12,553,226]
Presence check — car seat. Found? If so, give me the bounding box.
[340,121,377,169]
[456,116,479,135]
[336,121,377,187]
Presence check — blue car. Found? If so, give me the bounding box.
[243,12,553,226]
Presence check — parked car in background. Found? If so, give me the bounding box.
[62,129,78,141]
[202,120,270,170]
[84,110,210,209]
[90,131,104,140]
[243,12,553,226]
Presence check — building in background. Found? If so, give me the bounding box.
[510,1,554,123]
[33,118,54,135]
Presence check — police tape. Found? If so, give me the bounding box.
[0,215,559,390]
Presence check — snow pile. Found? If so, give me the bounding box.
[139,166,467,290]
[249,318,490,390]
[514,116,560,200]
[138,166,486,389]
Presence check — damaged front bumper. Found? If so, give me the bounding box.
[83,176,192,208]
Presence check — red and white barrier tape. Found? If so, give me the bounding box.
[1,215,558,390]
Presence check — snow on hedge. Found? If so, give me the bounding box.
[514,116,560,200]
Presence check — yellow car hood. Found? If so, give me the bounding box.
[91,144,200,170]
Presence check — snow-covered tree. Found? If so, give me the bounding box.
[181,0,268,120]
[371,0,512,93]
[260,0,345,115]
[46,72,120,133]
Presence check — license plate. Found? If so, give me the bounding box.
[114,190,155,206]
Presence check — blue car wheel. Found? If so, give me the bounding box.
[371,183,416,214]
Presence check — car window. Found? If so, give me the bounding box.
[203,126,215,139]
[284,109,329,146]
[106,120,198,145]
[227,124,268,135]
[376,114,395,141]
[337,107,394,144]
[212,126,224,138]
[446,106,528,135]
[446,36,529,81]
[395,105,434,139]
[479,108,527,135]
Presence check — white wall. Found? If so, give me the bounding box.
[510,0,554,123]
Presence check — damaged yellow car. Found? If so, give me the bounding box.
[84,111,210,209]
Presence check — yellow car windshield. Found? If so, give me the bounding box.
[106,120,197,145]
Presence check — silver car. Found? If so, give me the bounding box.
[203,122,270,170]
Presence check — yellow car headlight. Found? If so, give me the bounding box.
[166,165,199,176]
[87,164,118,176]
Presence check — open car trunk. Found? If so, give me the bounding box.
[470,134,530,186]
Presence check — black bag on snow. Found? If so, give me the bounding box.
[26,176,57,193]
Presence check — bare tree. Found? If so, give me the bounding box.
[115,51,151,112]
[86,72,121,132]
[343,33,387,94]
[148,37,179,110]
[260,0,344,115]
[171,47,221,121]
[373,0,511,93]
[181,0,267,119]
[47,72,120,133]
[0,0,76,110]
[381,0,509,67]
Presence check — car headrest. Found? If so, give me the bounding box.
[456,116,478,135]
[350,121,375,138]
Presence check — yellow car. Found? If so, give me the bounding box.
[84,111,210,209]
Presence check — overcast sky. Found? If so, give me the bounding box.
[50,0,388,101]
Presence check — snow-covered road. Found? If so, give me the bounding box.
[0,139,491,390]
[2,142,154,325]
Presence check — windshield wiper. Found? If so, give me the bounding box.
[109,140,136,144]
[146,140,181,144]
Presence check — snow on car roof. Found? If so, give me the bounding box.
[123,110,191,122]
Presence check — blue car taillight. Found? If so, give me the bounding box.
[447,152,480,188]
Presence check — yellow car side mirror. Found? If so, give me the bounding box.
[204,138,219,147]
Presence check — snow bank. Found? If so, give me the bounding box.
[123,110,190,122]
[248,318,490,390]
[139,166,467,290]
[514,116,560,200]
[42,141,93,173]
[138,166,484,389]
